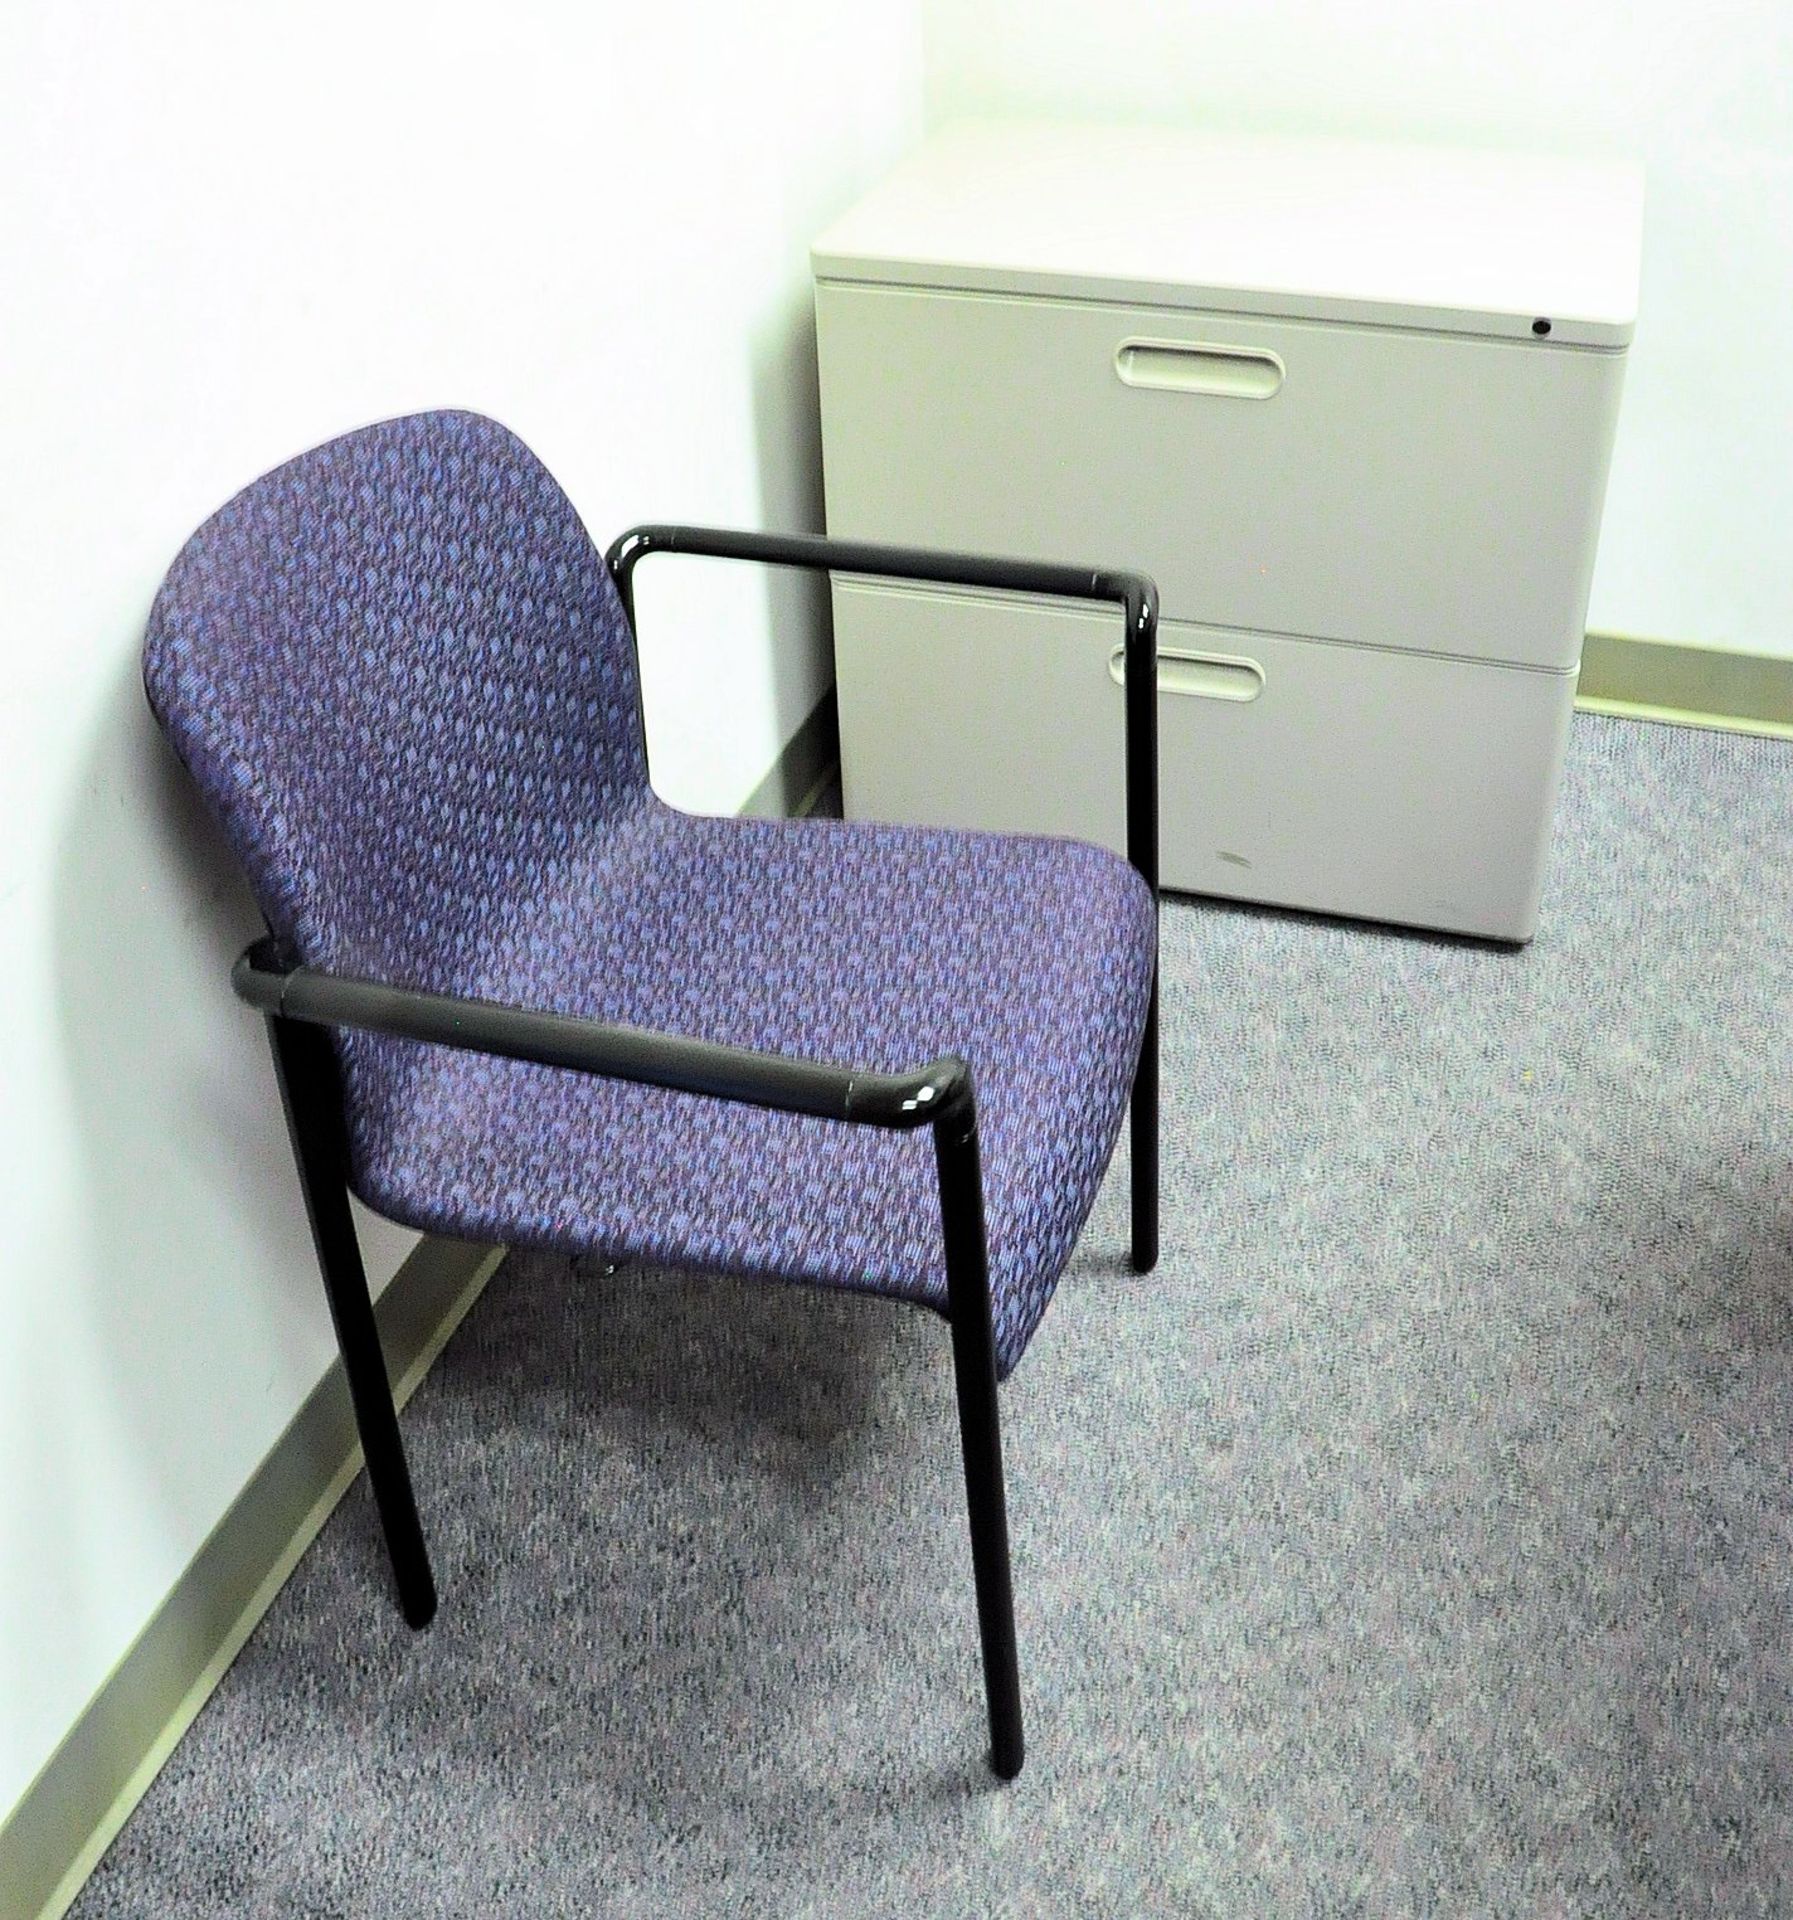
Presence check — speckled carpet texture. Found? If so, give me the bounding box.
[73,714,1793,1917]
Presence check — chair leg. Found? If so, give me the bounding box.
[1130,970,1160,1274]
[265,1013,438,1629]
[933,1104,1025,1782]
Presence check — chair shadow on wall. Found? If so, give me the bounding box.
[745,287,838,792]
[45,645,322,1638]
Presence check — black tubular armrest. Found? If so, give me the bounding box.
[603,524,1160,898]
[231,940,967,1132]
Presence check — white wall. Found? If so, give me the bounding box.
[0,0,921,1819]
[924,0,1793,658]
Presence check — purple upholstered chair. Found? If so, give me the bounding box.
[143,410,1160,1780]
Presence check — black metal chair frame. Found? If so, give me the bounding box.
[232,526,1160,1781]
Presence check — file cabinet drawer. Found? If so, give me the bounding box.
[817,282,1625,672]
[832,578,1578,940]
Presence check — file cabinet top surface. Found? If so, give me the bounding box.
[813,120,1642,348]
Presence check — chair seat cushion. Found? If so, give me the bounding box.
[340,799,1155,1377]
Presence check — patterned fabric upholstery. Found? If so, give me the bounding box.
[143,411,1154,1377]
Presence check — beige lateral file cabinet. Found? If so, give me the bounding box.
[812,122,1643,940]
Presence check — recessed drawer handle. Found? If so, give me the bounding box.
[1114,339,1285,400]
[1108,645,1264,702]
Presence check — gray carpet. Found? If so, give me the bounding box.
[74,715,1793,1917]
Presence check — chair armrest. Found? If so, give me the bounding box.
[231,939,966,1133]
[604,523,1160,897]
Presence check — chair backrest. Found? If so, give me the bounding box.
[143,410,649,990]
